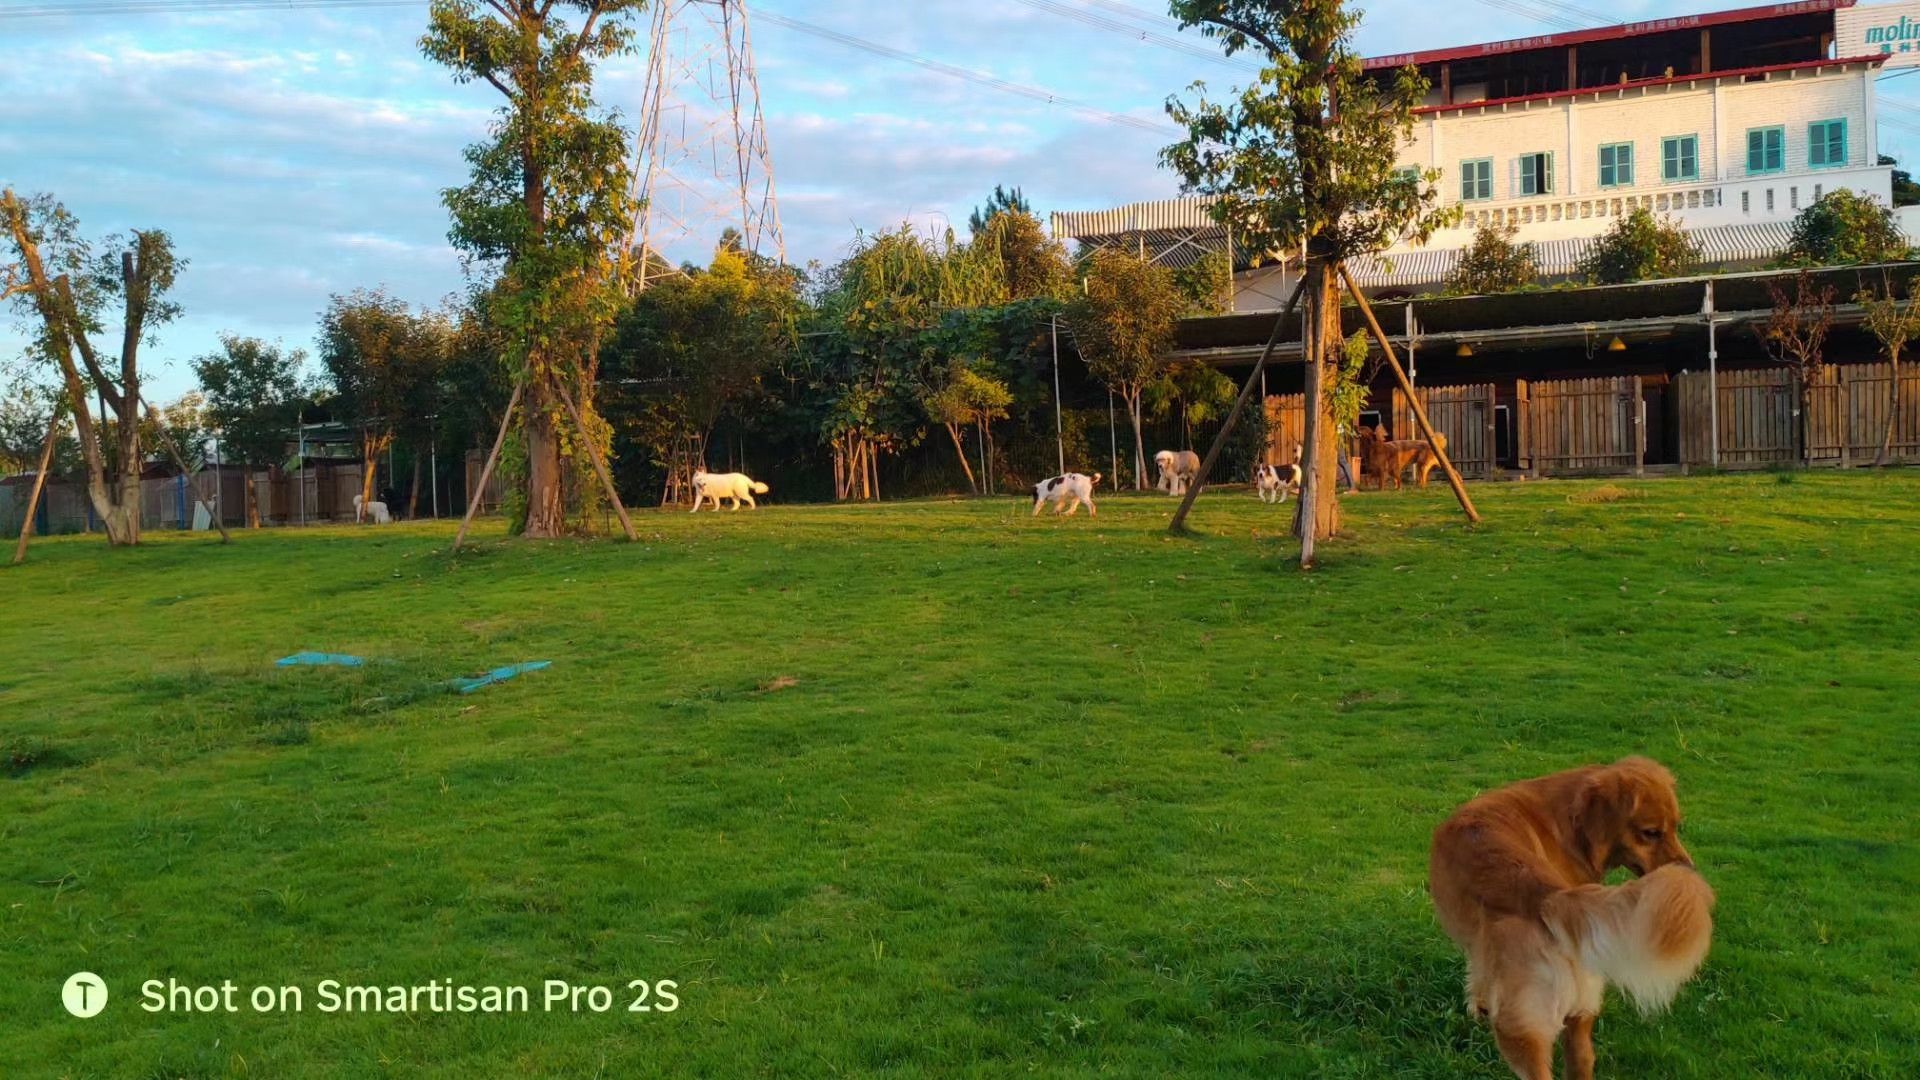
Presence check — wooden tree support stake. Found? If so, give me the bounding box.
[10,403,65,566]
[454,377,524,552]
[140,394,232,543]
[1338,264,1481,525]
[1168,276,1308,534]
[555,383,638,542]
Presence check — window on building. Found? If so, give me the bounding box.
[1809,119,1848,168]
[1517,152,1554,196]
[1599,143,1635,188]
[1790,186,1799,209]
[1460,158,1493,201]
[1741,190,1750,214]
[1661,135,1698,182]
[1766,188,1775,212]
[1392,165,1420,185]
[1747,126,1785,174]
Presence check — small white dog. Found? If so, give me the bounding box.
[352,493,392,524]
[690,469,769,512]
[1253,444,1304,504]
[1154,449,1201,496]
[1031,471,1101,517]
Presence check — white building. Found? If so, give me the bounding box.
[1054,0,1919,305]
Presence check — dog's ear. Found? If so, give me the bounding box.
[1572,766,1638,872]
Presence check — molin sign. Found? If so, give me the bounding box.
[1838,2,1920,69]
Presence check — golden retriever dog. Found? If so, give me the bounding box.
[1429,757,1714,1080]
[1358,425,1448,489]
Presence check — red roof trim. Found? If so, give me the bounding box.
[1411,55,1883,115]
[1363,0,1853,71]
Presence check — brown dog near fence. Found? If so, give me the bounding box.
[1359,426,1448,490]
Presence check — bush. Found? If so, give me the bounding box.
[1577,208,1697,284]
[1782,190,1911,267]
[1446,222,1538,295]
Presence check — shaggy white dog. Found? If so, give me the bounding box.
[1031,472,1101,517]
[690,470,770,512]
[352,493,392,524]
[1154,449,1201,496]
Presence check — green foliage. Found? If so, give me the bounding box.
[1577,208,1697,285]
[1066,248,1184,403]
[974,209,1072,301]
[1162,0,1453,265]
[1782,189,1911,267]
[1172,250,1233,315]
[191,335,307,471]
[967,184,1032,236]
[1856,276,1920,362]
[318,288,436,451]
[1880,155,1920,208]
[604,244,802,489]
[1326,330,1374,434]
[1446,222,1538,295]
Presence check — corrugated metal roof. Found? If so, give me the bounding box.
[1051,198,1221,240]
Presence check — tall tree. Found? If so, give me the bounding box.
[810,225,1004,500]
[968,184,1033,236]
[3,189,183,546]
[192,334,305,527]
[604,242,800,504]
[1855,275,1919,467]
[1164,0,1450,561]
[974,209,1072,301]
[422,0,642,537]
[1067,248,1185,489]
[1757,270,1836,466]
[319,288,424,517]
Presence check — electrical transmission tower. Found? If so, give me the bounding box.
[631,0,785,289]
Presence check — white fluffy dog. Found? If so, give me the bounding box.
[690,469,769,512]
[1031,472,1101,517]
[1154,449,1201,496]
[1253,444,1304,504]
[352,493,392,524]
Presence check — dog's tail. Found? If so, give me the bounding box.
[1542,864,1715,1015]
[750,481,769,494]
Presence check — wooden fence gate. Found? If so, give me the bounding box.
[1674,363,1920,467]
[1521,376,1645,476]
[1391,383,1497,478]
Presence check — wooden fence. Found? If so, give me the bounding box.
[1521,376,1645,476]
[1392,383,1497,478]
[1262,394,1306,467]
[1675,362,1920,466]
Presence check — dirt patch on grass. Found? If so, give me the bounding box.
[1568,483,1636,504]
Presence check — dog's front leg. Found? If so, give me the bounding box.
[1560,1014,1595,1080]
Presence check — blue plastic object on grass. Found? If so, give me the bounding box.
[448,661,552,695]
[276,652,366,668]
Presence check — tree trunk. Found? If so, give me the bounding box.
[245,468,260,528]
[522,389,567,536]
[1877,352,1901,467]
[1127,392,1147,490]
[1294,262,1341,564]
[1798,376,1813,467]
[946,423,977,494]
[407,453,423,519]
[359,431,381,520]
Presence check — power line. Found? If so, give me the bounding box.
[0,0,414,16]
[1008,0,1261,72]
[755,10,1180,136]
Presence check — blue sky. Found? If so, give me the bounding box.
[7,0,1920,400]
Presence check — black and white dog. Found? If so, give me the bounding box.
[1253,443,1304,504]
[1032,472,1101,517]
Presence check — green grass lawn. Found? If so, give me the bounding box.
[3,473,1917,1077]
